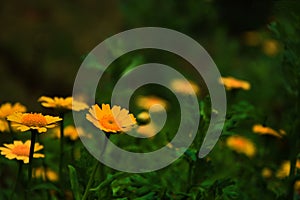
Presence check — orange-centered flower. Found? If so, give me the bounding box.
[219,77,251,91]
[38,96,88,111]
[7,112,62,133]
[0,140,44,163]
[86,104,136,133]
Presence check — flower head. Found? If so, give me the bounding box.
[86,104,136,133]
[226,135,256,157]
[33,167,58,182]
[136,95,168,112]
[219,77,250,91]
[170,79,200,95]
[0,140,44,164]
[252,124,284,138]
[0,102,27,119]
[38,96,88,111]
[7,112,62,133]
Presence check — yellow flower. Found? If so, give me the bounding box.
[276,160,300,179]
[242,31,261,46]
[38,96,88,111]
[53,125,84,140]
[219,77,251,91]
[252,124,284,138]
[0,119,10,132]
[226,135,256,157]
[0,102,27,119]
[0,140,44,164]
[295,180,300,194]
[86,104,136,133]
[33,167,58,182]
[261,167,273,178]
[7,112,62,133]
[170,79,200,95]
[262,39,280,56]
[137,123,158,138]
[136,95,168,112]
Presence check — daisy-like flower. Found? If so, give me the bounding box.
[86,104,136,133]
[38,96,88,111]
[252,124,285,138]
[7,112,62,133]
[170,79,200,95]
[226,135,256,157]
[0,140,44,164]
[33,167,59,182]
[219,77,251,91]
[136,95,168,112]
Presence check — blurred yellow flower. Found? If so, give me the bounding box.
[53,125,86,140]
[136,95,168,112]
[170,79,200,95]
[219,77,251,91]
[136,111,151,124]
[276,160,300,179]
[262,39,280,56]
[137,123,158,138]
[252,124,284,138]
[86,104,136,133]
[7,112,62,133]
[38,96,88,111]
[226,135,256,157]
[33,167,58,182]
[261,167,273,178]
[0,140,44,164]
[0,119,9,132]
[295,181,300,194]
[0,102,27,119]
[242,31,261,46]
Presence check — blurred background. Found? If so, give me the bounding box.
[0,0,297,124]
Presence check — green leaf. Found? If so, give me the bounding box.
[30,182,60,192]
[68,165,82,200]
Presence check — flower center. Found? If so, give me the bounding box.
[100,115,121,131]
[11,144,30,156]
[21,113,47,127]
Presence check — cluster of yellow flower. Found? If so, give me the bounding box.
[0,96,137,183]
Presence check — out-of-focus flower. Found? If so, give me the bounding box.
[38,96,88,111]
[262,39,280,56]
[0,140,44,164]
[276,160,300,179]
[86,104,136,133]
[170,79,200,95]
[226,135,256,157]
[252,124,285,138]
[219,77,250,91]
[7,112,62,133]
[136,111,151,125]
[261,167,273,178]
[0,102,27,132]
[52,125,88,140]
[136,95,168,112]
[295,180,300,195]
[242,31,261,46]
[0,102,27,119]
[136,123,158,138]
[33,167,59,182]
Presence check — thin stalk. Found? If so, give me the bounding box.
[81,133,110,200]
[28,130,37,183]
[10,161,23,200]
[7,121,15,142]
[59,113,65,181]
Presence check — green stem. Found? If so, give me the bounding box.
[59,113,65,181]
[10,161,23,200]
[81,133,110,200]
[28,130,37,183]
[7,121,15,142]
